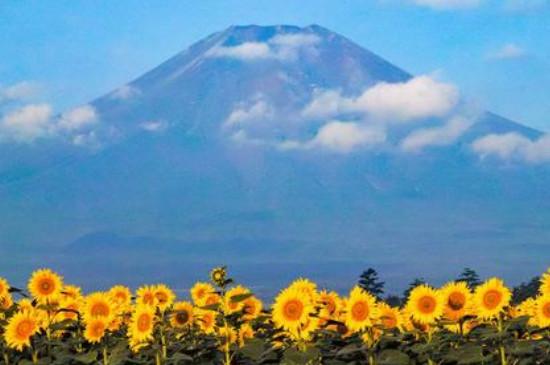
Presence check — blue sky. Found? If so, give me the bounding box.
[1,0,549,131]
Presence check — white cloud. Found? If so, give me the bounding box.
[410,0,485,9]
[274,121,386,153]
[72,131,100,148]
[226,99,274,127]
[207,33,320,62]
[0,81,42,102]
[487,44,526,60]
[0,103,53,142]
[207,42,273,61]
[472,133,550,163]
[303,75,459,123]
[401,116,473,151]
[57,105,98,131]
[309,122,386,153]
[110,85,140,100]
[140,120,168,132]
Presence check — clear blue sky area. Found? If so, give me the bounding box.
[1,0,549,130]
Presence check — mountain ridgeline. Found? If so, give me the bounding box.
[0,25,548,294]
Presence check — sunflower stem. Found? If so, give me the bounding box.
[497,315,507,365]
[4,352,10,365]
[102,347,109,365]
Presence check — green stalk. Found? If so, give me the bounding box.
[497,315,507,365]
[4,352,10,365]
[427,330,434,365]
[102,347,109,365]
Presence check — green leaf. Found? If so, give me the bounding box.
[74,350,98,364]
[199,303,221,311]
[378,349,411,365]
[238,338,265,360]
[230,293,254,303]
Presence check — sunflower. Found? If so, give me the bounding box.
[344,286,377,332]
[210,267,227,287]
[190,282,215,305]
[203,293,222,307]
[473,278,511,319]
[28,269,63,303]
[242,296,263,321]
[153,284,176,311]
[83,292,115,322]
[287,278,318,300]
[17,299,34,313]
[272,287,313,331]
[376,302,402,330]
[59,298,81,321]
[238,324,255,347]
[109,285,132,307]
[170,301,194,328]
[197,309,217,334]
[300,317,321,340]
[0,277,10,298]
[406,285,443,325]
[440,281,472,321]
[4,311,39,351]
[224,286,250,314]
[84,317,107,344]
[0,294,13,310]
[61,285,82,300]
[218,326,237,346]
[128,304,155,344]
[540,269,550,295]
[535,294,550,327]
[318,290,342,319]
[136,285,157,307]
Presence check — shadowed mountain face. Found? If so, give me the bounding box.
[1,25,549,295]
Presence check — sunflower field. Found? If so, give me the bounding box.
[1,267,550,365]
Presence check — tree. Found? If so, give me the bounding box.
[402,278,426,303]
[456,268,481,289]
[384,294,402,308]
[358,268,385,299]
[512,276,540,305]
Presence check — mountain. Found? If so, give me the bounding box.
[1,25,549,295]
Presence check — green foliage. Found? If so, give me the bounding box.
[358,268,385,300]
[456,268,481,290]
[512,276,540,305]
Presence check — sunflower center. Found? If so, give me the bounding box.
[351,301,369,321]
[176,311,189,325]
[381,313,397,327]
[197,289,206,299]
[543,303,550,318]
[91,322,105,337]
[39,279,54,295]
[244,302,255,314]
[156,292,168,304]
[325,299,336,314]
[91,303,109,317]
[447,292,466,311]
[115,292,127,302]
[16,319,34,339]
[205,295,218,306]
[283,299,304,321]
[143,293,155,305]
[482,290,502,310]
[137,314,152,332]
[417,295,437,314]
